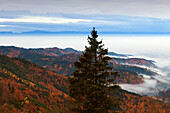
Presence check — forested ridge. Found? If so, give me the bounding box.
[0,46,156,84]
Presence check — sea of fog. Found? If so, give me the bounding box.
[0,34,170,95]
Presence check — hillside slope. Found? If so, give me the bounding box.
[0,55,69,112]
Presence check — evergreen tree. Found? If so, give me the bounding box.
[68,27,120,113]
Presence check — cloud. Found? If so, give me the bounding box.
[0,25,11,27]
[0,14,170,33]
[0,0,170,19]
[0,16,92,24]
[0,9,170,33]
[120,74,170,95]
[120,79,158,95]
[109,54,170,95]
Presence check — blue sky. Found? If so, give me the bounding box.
[0,0,170,33]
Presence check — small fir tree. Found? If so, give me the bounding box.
[68,27,120,113]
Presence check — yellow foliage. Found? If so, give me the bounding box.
[24,97,28,101]
[25,100,29,104]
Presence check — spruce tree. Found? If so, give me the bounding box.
[68,27,120,113]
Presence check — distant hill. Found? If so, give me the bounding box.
[0,46,155,67]
[0,46,81,57]
[0,46,157,84]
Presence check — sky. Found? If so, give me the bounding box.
[0,0,170,33]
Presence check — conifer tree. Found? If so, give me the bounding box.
[68,27,120,113]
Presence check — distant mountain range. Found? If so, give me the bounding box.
[1,30,170,35]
